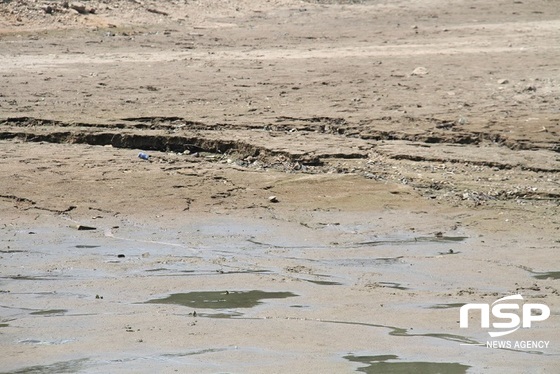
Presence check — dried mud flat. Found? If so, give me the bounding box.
[1,0,559,373]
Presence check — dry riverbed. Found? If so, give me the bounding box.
[1,0,559,372]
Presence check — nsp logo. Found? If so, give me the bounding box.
[459,294,550,337]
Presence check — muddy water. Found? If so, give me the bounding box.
[305,279,343,286]
[143,290,297,319]
[357,235,468,246]
[145,290,297,310]
[29,309,68,316]
[532,271,560,280]
[0,359,90,374]
[427,303,465,309]
[1,212,556,372]
[344,354,470,374]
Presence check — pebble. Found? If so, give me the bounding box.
[70,224,96,231]
[70,2,94,15]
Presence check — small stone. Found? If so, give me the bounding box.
[498,79,509,85]
[70,224,96,231]
[268,196,278,203]
[70,2,93,14]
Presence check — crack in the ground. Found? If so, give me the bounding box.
[1,117,558,206]
[387,153,560,173]
[0,194,77,214]
[3,116,556,153]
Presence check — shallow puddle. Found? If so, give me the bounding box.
[427,303,465,309]
[319,257,403,267]
[145,268,171,272]
[532,271,560,280]
[358,236,468,246]
[344,354,470,374]
[0,358,89,374]
[195,311,244,318]
[5,275,54,281]
[18,338,73,345]
[143,269,270,276]
[306,280,343,286]
[161,348,229,358]
[218,270,272,275]
[321,320,479,345]
[30,309,68,316]
[145,290,298,309]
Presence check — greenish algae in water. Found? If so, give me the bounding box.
[344,354,470,374]
[145,290,297,309]
[532,271,560,280]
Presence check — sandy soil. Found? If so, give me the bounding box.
[1,0,559,372]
